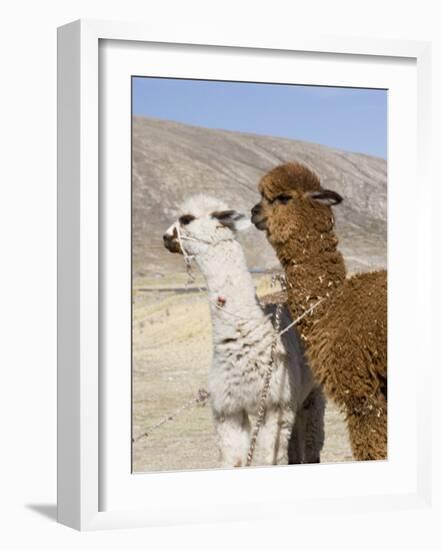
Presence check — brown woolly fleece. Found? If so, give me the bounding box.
[254,162,387,461]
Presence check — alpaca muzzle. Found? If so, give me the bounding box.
[162,227,183,254]
[251,203,267,231]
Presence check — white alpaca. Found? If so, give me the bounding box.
[163,195,324,467]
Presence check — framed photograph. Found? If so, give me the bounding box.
[57,19,432,530]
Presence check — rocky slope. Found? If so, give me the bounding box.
[132,116,387,277]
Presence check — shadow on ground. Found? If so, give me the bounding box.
[26,504,57,522]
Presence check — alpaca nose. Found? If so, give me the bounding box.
[251,203,261,216]
[163,232,175,249]
[163,227,181,254]
[163,227,178,243]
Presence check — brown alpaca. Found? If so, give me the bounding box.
[251,162,387,461]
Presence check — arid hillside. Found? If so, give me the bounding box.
[132,116,387,277]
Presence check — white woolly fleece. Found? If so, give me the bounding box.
[164,195,322,467]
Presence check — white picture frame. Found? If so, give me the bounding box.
[57,19,433,531]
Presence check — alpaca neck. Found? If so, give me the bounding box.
[276,229,346,340]
[194,239,264,335]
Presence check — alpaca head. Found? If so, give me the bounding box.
[163,195,250,257]
[251,162,343,246]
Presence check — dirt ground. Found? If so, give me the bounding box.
[132,273,353,473]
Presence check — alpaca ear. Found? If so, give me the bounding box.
[212,210,251,231]
[307,189,343,206]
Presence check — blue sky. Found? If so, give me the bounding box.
[132,77,387,159]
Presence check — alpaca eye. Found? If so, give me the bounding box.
[179,214,195,226]
[276,194,291,204]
